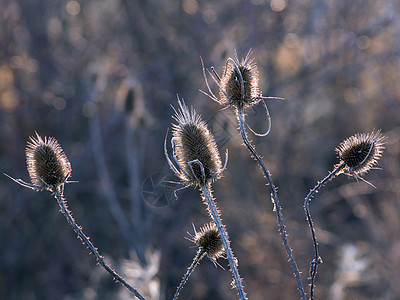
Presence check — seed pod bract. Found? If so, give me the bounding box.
[170,98,223,186]
[219,50,260,109]
[336,130,385,177]
[194,222,224,261]
[26,132,71,191]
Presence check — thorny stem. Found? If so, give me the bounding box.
[237,108,307,300]
[200,184,247,300]
[304,162,345,300]
[52,188,146,300]
[173,249,206,300]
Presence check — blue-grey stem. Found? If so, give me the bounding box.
[200,184,247,300]
[304,162,345,300]
[237,107,307,300]
[174,249,206,300]
[52,189,146,300]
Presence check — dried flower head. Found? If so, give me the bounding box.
[219,50,260,109]
[26,132,71,191]
[168,98,223,186]
[336,130,385,176]
[193,222,224,261]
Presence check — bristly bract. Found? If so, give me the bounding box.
[165,97,228,187]
[336,130,386,178]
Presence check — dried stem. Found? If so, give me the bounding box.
[237,108,307,300]
[304,162,345,300]
[173,249,206,300]
[52,188,146,300]
[200,184,247,300]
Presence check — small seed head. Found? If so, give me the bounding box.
[336,130,385,176]
[171,99,222,186]
[219,50,260,109]
[195,222,224,261]
[26,133,71,191]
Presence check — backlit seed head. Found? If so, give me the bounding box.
[172,99,222,186]
[26,132,71,191]
[219,50,260,109]
[194,222,224,261]
[336,130,385,176]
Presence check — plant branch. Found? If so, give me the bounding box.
[237,108,307,300]
[174,249,206,300]
[52,188,146,300]
[200,184,247,300]
[304,162,345,300]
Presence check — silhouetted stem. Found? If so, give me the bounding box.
[237,108,306,300]
[200,184,247,300]
[304,162,345,300]
[52,189,145,300]
[174,249,206,300]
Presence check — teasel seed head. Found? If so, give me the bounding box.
[219,50,260,109]
[171,98,223,186]
[336,130,386,176]
[194,222,224,261]
[26,132,71,191]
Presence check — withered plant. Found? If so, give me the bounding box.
[174,222,224,300]
[5,132,145,300]
[304,130,386,299]
[165,98,247,299]
[201,50,306,300]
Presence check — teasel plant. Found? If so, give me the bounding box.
[165,98,247,300]
[174,222,225,299]
[304,130,386,300]
[4,132,145,300]
[201,50,307,300]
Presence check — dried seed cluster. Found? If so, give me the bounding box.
[26,133,71,191]
[336,130,385,176]
[219,51,259,109]
[172,99,222,186]
[195,222,224,261]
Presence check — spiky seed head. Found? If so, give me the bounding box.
[26,132,71,191]
[336,130,385,176]
[219,51,260,109]
[195,222,224,261]
[172,99,222,186]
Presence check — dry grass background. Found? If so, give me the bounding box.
[1,0,400,299]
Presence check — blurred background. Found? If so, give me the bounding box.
[1,0,400,299]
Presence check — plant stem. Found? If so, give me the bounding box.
[304,162,345,300]
[237,108,306,300]
[200,184,247,300]
[174,249,206,300]
[52,189,146,300]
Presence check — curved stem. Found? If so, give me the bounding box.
[304,162,345,300]
[237,108,306,300]
[174,249,206,300]
[52,189,145,300]
[200,184,247,300]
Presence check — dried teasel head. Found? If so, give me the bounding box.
[191,222,224,262]
[26,132,71,191]
[336,130,386,177]
[166,98,226,187]
[219,50,260,109]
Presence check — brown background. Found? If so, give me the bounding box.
[1,0,399,299]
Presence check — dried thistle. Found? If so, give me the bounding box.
[25,132,71,191]
[202,51,306,300]
[304,130,386,300]
[219,50,260,109]
[193,222,224,262]
[174,222,224,300]
[165,97,227,187]
[336,130,385,177]
[5,132,145,300]
[165,98,246,299]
